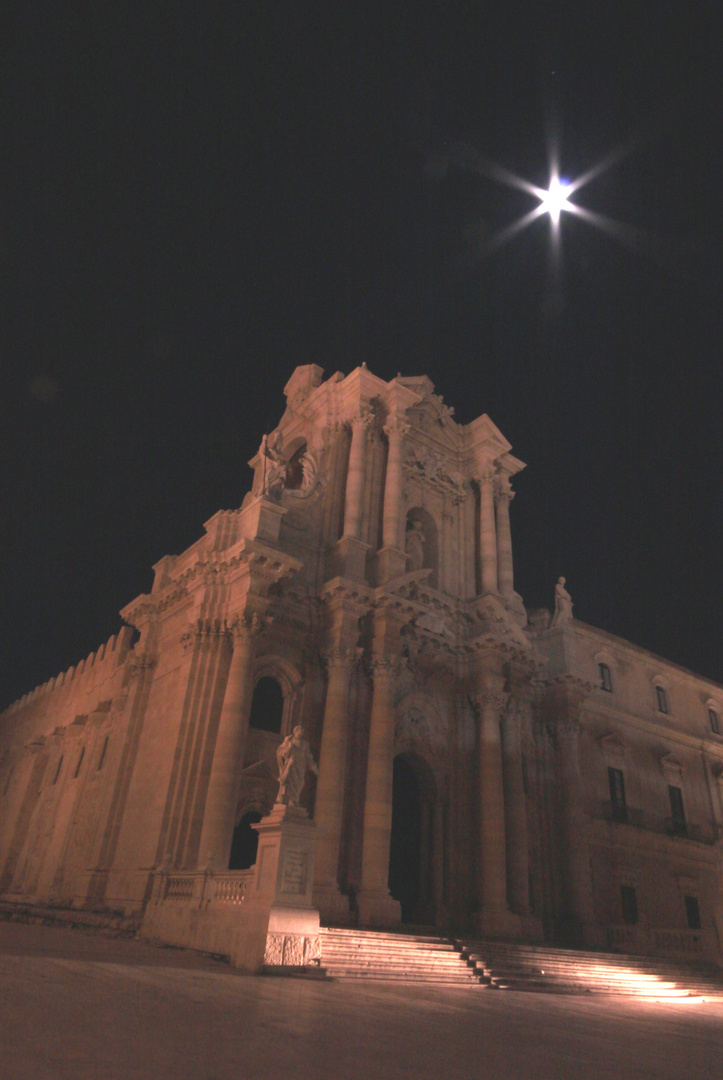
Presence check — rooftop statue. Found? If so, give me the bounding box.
[551,576,573,626]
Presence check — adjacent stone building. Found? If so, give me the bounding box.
[2,363,722,965]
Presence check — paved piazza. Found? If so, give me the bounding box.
[1,924,722,1080]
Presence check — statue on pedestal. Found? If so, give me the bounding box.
[255,431,287,497]
[276,725,318,808]
[551,576,573,626]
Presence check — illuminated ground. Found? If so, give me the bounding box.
[2,923,722,1080]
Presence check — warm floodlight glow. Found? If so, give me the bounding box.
[538,176,572,224]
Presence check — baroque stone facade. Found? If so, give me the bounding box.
[2,363,723,964]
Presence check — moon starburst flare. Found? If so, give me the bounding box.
[453,140,637,255]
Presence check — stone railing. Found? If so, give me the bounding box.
[212,872,253,905]
[154,869,255,908]
[652,928,703,955]
[606,924,639,953]
[606,925,705,957]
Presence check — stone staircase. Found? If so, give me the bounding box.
[458,939,723,1000]
[319,928,723,998]
[319,928,482,986]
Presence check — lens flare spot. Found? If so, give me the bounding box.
[539,176,572,223]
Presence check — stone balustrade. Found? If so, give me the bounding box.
[155,869,254,908]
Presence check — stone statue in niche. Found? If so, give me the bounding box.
[255,431,286,497]
[551,576,573,626]
[275,725,318,807]
[405,520,426,571]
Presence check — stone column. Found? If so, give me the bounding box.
[474,686,510,924]
[494,478,515,599]
[382,419,407,550]
[313,646,359,921]
[432,796,446,924]
[556,710,596,941]
[501,700,531,916]
[479,470,498,594]
[343,414,369,540]
[357,657,402,926]
[196,614,262,870]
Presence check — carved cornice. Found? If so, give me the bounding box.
[402,445,467,504]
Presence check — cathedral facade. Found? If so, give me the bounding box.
[1,364,722,964]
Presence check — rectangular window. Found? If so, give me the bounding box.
[73,746,85,778]
[608,767,627,823]
[668,785,687,836]
[684,895,701,930]
[52,755,64,785]
[656,686,668,713]
[621,885,638,925]
[97,737,109,771]
[599,663,612,692]
[709,709,720,735]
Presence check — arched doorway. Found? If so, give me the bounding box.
[228,810,262,870]
[388,753,438,924]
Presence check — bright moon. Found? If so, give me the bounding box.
[539,176,572,223]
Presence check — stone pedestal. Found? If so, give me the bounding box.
[251,804,321,967]
[330,535,370,582]
[237,495,287,544]
[375,546,408,584]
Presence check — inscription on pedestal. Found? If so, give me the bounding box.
[281,849,308,896]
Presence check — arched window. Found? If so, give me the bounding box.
[228,810,262,870]
[248,676,284,734]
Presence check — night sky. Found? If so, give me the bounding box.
[2,5,722,709]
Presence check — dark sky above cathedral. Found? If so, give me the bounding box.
[1,4,721,706]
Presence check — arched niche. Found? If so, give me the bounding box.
[284,438,307,490]
[405,507,439,588]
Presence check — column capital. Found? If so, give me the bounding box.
[494,476,515,503]
[471,689,509,715]
[477,466,497,488]
[322,645,363,671]
[226,611,269,643]
[383,417,410,441]
[368,655,401,681]
[125,649,157,678]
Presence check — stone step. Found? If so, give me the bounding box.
[456,938,723,997]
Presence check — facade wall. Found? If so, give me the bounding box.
[1,363,722,958]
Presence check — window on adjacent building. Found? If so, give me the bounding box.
[249,676,284,734]
[684,895,701,930]
[73,746,85,778]
[656,686,668,713]
[708,708,720,735]
[52,755,64,785]
[608,767,628,824]
[668,785,687,836]
[621,885,638,925]
[97,736,109,770]
[599,663,612,692]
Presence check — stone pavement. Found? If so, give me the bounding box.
[1,922,722,1080]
